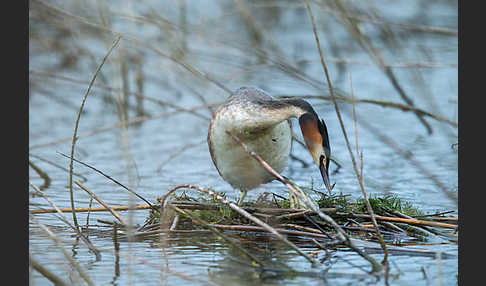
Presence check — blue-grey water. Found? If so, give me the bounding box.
[29,0,457,285]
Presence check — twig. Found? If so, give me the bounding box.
[357,117,458,204]
[169,213,180,231]
[29,202,337,216]
[276,209,313,220]
[286,94,457,128]
[30,204,153,214]
[29,160,51,190]
[345,213,457,229]
[348,71,388,261]
[29,104,218,150]
[113,224,120,277]
[382,207,456,238]
[33,0,232,95]
[29,253,69,286]
[30,70,211,121]
[228,131,382,272]
[163,184,320,265]
[68,35,121,231]
[29,183,101,260]
[75,181,128,225]
[279,223,324,234]
[207,224,330,240]
[157,139,206,173]
[350,74,363,178]
[331,0,433,134]
[170,205,267,268]
[119,253,219,286]
[29,215,95,286]
[60,152,156,211]
[304,0,388,272]
[29,153,88,182]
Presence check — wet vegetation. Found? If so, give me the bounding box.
[139,190,455,244]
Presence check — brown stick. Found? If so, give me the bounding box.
[170,205,267,268]
[304,0,387,272]
[29,183,101,260]
[61,153,155,209]
[30,253,69,286]
[29,215,95,286]
[163,184,320,265]
[347,214,457,229]
[34,0,231,95]
[75,181,128,226]
[68,35,122,231]
[29,203,337,216]
[208,224,330,240]
[28,161,51,190]
[30,204,153,214]
[227,131,382,272]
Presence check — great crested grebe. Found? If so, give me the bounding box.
[207,86,331,205]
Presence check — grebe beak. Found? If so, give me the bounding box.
[319,155,332,193]
[299,113,332,192]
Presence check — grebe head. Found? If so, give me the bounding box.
[258,95,332,192]
[299,112,332,193]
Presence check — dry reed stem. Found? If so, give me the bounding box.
[85,197,93,228]
[30,204,153,214]
[203,224,330,240]
[61,152,156,210]
[68,35,121,231]
[29,203,336,215]
[348,71,388,263]
[331,0,432,134]
[113,224,120,278]
[157,139,206,173]
[299,94,457,128]
[278,223,324,234]
[34,0,232,95]
[347,214,457,229]
[382,208,445,238]
[29,160,51,190]
[29,102,219,150]
[303,0,387,273]
[29,215,95,286]
[281,92,457,128]
[170,205,267,268]
[425,217,458,222]
[75,181,128,226]
[169,213,179,231]
[185,224,452,259]
[227,131,382,272]
[30,70,211,121]
[118,253,219,286]
[163,184,320,265]
[248,2,457,36]
[350,74,363,178]
[29,153,88,182]
[29,183,101,260]
[29,253,69,286]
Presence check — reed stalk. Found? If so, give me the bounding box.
[68,35,121,231]
[304,0,387,273]
[75,181,128,226]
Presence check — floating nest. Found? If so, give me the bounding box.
[138,189,457,246]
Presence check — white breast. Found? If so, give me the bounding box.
[208,107,292,191]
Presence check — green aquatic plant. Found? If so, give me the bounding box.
[355,194,423,217]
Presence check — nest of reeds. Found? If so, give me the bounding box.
[138,189,457,247]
